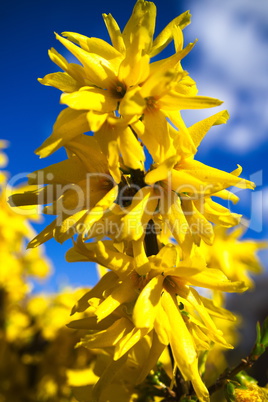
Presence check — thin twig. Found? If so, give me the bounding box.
[208,355,258,395]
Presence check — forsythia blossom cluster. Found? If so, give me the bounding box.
[9,1,266,401]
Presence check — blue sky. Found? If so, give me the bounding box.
[1,0,268,293]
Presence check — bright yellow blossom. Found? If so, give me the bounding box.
[111,111,255,255]
[35,2,189,156]
[9,135,121,246]
[234,383,268,401]
[0,191,51,301]
[201,226,267,288]
[66,239,247,402]
[36,0,221,166]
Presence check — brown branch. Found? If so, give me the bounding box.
[208,355,259,395]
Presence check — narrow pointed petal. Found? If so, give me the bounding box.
[162,292,209,402]
[81,186,118,237]
[91,355,128,402]
[160,191,193,256]
[189,110,230,148]
[62,32,122,60]
[145,156,178,185]
[28,156,86,185]
[159,92,223,111]
[169,266,248,292]
[27,220,56,248]
[38,72,80,92]
[132,239,151,276]
[102,13,126,54]
[95,278,137,322]
[70,271,118,314]
[60,87,118,112]
[55,33,117,87]
[136,331,166,384]
[133,275,164,329]
[78,317,132,350]
[161,292,196,367]
[35,108,89,158]
[150,11,191,57]
[114,326,149,360]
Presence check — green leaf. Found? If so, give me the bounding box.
[224,381,237,402]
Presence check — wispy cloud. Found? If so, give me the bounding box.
[181,0,268,154]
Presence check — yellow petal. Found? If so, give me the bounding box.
[66,240,133,278]
[48,47,69,70]
[122,0,156,52]
[161,292,210,402]
[114,326,149,360]
[86,110,108,132]
[60,87,118,112]
[35,108,89,158]
[78,317,132,349]
[65,134,108,173]
[27,220,56,248]
[154,306,171,346]
[159,91,223,111]
[8,185,55,206]
[55,33,117,88]
[149,41,196,78]
[175,159,256,193]
[133,275,164,328]
[117,187,156,241]
[186,288,233,348]
[94,122,122,183]
[118,0,156,86]
[203,198,242,227]
[141,110,173,163]
[140,69,177,99]
[82,186,118,238]
[150,243,179,272]
[145,156,178,185]
[150,11,191,57]
[213,189,240,204]
[200,296,236,321]
[119,86,146,116]
[171,169,207,194]
[169,266,248,292]
[67,315,115,331]
[70,271,118,314]
[95,278,137,322]
[38,72,80,93]
[165,111,197,158]
[28,156,86,185]
[160,191,193,256]
[102,13,126,54]
[188,110,230,148]
[132,239,151,276]
[53,209,88,244]
[180,196,214,246]
[118,125,145,170]
[91,355,128,402]
[136,331,166,384]
[62,32,122,60]
[161,291,196,368]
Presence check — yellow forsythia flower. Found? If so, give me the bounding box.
[235,384,268,401]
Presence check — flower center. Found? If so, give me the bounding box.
[145,96,158,111]
[110,82,127,99]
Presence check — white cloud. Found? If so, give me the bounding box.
[180,0,268,154]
